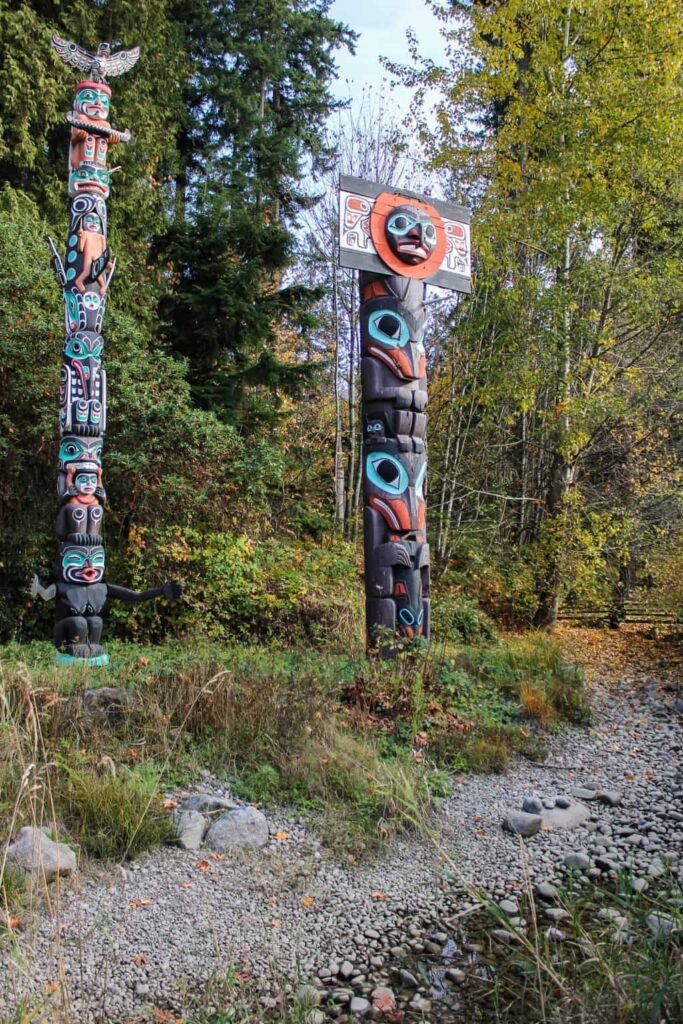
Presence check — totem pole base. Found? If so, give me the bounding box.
[55,651,110,668]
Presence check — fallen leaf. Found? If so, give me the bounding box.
[269,919,283,929]
[127,748,140,759]
[265,896,278,906]
[273,831,289,841]
[132,954,149,965]
[474,829,486,838]
[7,916,21,930]
[44,981,60,994]
[161,799,177,810]
[370,891,388,901]
[209,852,224,861]
[129,899,153,908]
[137,656,150,667]
[234,970,252,982]
[302,895,314,908]
[153,1009,182,1024]
[194,860,211,873]
[179,882,193,889]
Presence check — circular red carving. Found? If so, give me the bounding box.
[370,192,446,279]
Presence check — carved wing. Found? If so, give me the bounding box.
[51,33,94,73]
[105,46,140,78]
[90,246,111,281]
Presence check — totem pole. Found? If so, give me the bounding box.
[338,177,471,652]
[32,34,181,666]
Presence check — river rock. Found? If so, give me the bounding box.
[564,850,590,871]
[502,811,542,837]
[205,807,269,851]
[541,802,591,830]
[182,793,239,814]
[350,996,370,1016]
[5,826,77,881]
[173,809,208,850]
[522,797,543,814]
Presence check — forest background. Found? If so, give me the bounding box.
[1,0,681,650]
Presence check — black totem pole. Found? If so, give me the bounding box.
[338,177,471,652]
[32,35,181,666]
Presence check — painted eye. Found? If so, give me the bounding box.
[368,310,410,349]
[424,224,436,241]
[399,608,415,626]
[367,452,408,495]
[415,462,427,497]
[64,552,83,566]
[388,214,415,235]
[92,552,105,566]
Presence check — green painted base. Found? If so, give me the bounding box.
[55,652,110,668]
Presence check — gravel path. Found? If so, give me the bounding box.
[2,636,681,1023]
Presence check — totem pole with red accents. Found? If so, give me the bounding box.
[338,177,471,652]
[31,34,181,666]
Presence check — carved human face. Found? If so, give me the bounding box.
[60,543,105,584]
[83,213,102,233]
[75,472,98,495]
[75,86,110,120]
[68,163,111,198]
[385,205,437,265]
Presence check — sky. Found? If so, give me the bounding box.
[329,0,446,117]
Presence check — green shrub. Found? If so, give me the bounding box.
[432,592,498,645]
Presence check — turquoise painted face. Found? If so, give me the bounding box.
[75,87,110,120]
[68,164,111,198]
[386,204,437,265]
[60,544,105,584]
[75,473,98,495]
[59,436,103,471]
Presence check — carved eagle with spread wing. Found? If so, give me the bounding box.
[51,34,140,82]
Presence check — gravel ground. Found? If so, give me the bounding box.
[2,644,681,1023]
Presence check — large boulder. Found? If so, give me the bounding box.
[205,807,269,851]
[5,826,77,881]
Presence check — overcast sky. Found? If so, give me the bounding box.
[329,0,446,116]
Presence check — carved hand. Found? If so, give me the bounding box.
[31,574,56,602]
[162,580,183,601]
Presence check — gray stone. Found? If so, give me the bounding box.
[536,881,559,900]
[595,857,618,872]
[502,811,542,837]
[564,851,590,871]
[597,790,622,807]
[205,807,269,851]
[522,797,543,814]
[632,877,649,894]
[545,927,566,941]
[491,928,517,944]
[555,796,571,809]
[182,793,239,814]
[340,961,354,979]
[172,809,208,850]
[498,898,519,915]
[5,826,77,881]
[571,787,599,801]
[545,908,570,922]
[646,913,677,939]
[350,996,370,1016]
[445,968,466,984]
[398,969,418,988]
[83,686,129,723]
[331,989,353,1004]
[541,803,591,830]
